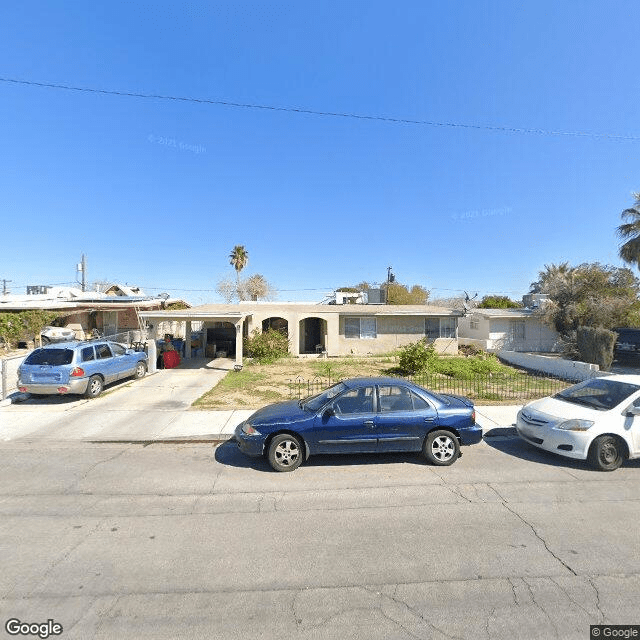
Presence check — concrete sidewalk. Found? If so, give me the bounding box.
[0,358,522,441]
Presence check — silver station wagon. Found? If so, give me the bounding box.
[17,340,148,398]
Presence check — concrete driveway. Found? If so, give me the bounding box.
[0,357,254,442]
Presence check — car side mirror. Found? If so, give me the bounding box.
[323,407,335,419]
[125,348,134,355]
[626,405,640,417]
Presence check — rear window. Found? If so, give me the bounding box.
[24,348,74,366]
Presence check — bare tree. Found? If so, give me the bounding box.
[242,274,276,301]
[215,278,237,304]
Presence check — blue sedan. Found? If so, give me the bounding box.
[234,376,482,471]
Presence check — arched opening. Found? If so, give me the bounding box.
[299,317,327,354]
[262,317,289,337]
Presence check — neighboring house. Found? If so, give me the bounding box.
[0,285,189,341]
[458,308,560,353]
[139,302,463,366]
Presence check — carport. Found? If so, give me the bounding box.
[139,310,249,367]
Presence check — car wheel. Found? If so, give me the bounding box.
[268,433,303,472]
[133,361,147,379]
[587,435,624,471]
[84,375,104,399]
[424,430,460,466]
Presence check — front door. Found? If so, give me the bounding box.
[312,385,377,453]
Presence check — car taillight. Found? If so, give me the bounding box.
[471,410,476,424]
[70,367,85,377]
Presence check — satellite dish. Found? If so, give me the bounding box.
[159,292,170,300]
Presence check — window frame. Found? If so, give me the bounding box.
[344,316,377,339]
[425,317,457,339]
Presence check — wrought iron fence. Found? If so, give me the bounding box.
[287,372,571,403]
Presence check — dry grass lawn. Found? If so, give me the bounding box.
[193,355,398,409]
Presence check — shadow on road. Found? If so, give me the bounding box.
[215,439,434,472]
[483,428,640,471]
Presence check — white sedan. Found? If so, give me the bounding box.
[516,375,640,471]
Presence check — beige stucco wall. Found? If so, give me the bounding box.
[337,315,457,355]
[459,313,560,353]
[140,304,461,361]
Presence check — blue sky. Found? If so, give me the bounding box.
[1,1,639,305]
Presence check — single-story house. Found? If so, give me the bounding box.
[139,302,464,366]
[458,308,561,353]
[0,285,189,342]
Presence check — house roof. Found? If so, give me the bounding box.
[138,302,462,326]
[469,308,537,319]
[147,302,462,316]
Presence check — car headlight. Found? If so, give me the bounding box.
[555,419,594,431]
[241,422,261,436]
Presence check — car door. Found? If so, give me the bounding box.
[94,343,118,382]
[624,396,640,457]
[375,384,437,453]
[109,342,134,379]
[312,385,378,454]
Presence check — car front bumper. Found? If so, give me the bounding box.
[234,424,266,457]
[17,378,90,395]
[515,416,591,460]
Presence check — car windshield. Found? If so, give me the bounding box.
[301,382,348,411]
[553,378,640,411]
[24,348,74,366]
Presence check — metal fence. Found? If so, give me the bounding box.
[1,354,26,400]
[287,372,571,403]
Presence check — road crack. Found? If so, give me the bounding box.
[501,502,577,576]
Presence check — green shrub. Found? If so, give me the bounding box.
[0,310,59,348]
[397,339,437,375]
[576,326,617,371]
[244,328,289,364]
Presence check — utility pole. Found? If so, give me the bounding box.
[77,254,87,292]
[1,279,11,295]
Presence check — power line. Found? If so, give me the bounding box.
[1,76,639,141]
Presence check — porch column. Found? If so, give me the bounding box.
[290,314,300,356]
[235,321,243,366]
[185,320,192,360]
[324,315,339,356]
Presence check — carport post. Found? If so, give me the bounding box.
[147,338,157,374]
[235,321,243,367]
[185,321,192,359]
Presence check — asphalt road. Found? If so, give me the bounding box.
[1,434,639,640]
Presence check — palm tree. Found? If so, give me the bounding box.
[229,245,249,299]
[617,192,640,269]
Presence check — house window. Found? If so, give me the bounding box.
[426,317,456,339]
[510,320,525,341]
[469,320,479,330]
[345,317,377,339]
